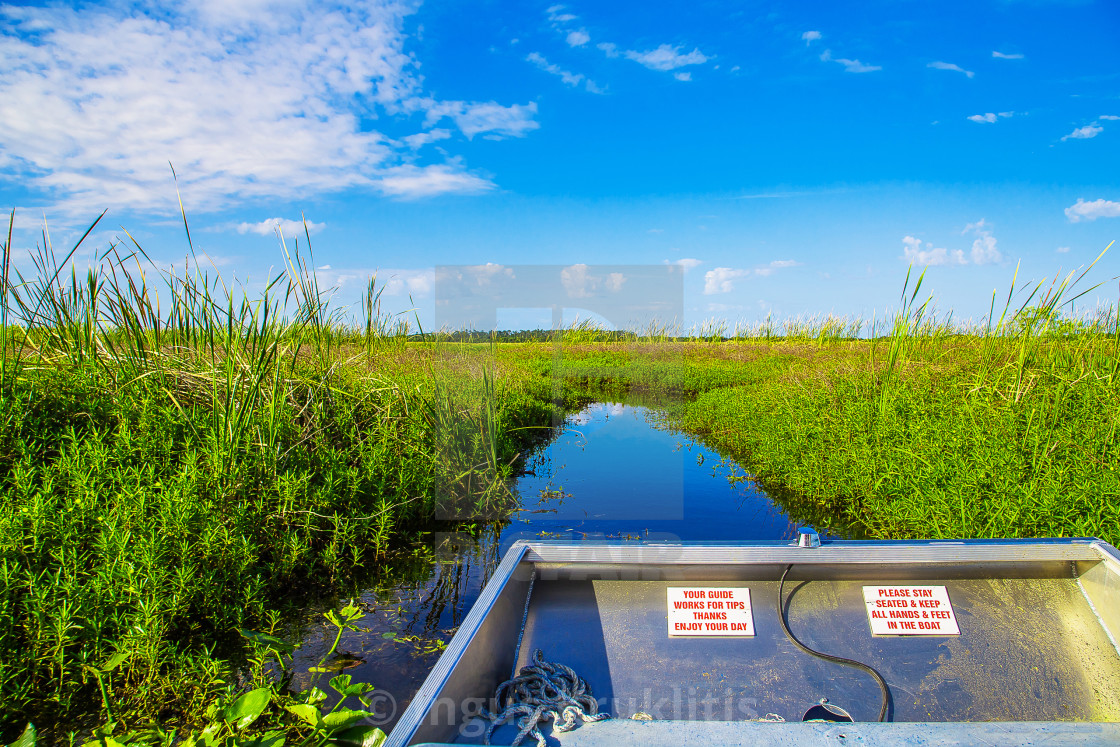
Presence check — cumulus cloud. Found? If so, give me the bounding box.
[1065,198,1120,223]
[703,267,750,294]
[901,236,966,266]
[376,269,435,296]
[674,72,692,82]
[462,263,515,287]
[992,51,1024,60]
[1062,124,1104,141]
[664,257,702,272]
[928,61,975,78]
[1101,115,1120,121]
[900,222,1000,266]
[237,217,326,236]
[965,220,1001,265]
[0,1,537,214]
[625,44,709,72]
[819,49,881,73]
[597,42,619,58]
[566,29,590,47]
[560,264,626,298]
[802,30,822,45]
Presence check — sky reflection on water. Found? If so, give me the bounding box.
[295,401,803,731]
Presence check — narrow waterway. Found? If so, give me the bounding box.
[289,401,826,731]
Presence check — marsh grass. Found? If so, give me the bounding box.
[0,212,561,741]
[671,245,1120,541]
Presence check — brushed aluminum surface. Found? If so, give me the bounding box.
[388,539,1120,747]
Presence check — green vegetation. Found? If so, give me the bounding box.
[542,257,1120,543]
[2,206,1116,743]
[0,213,567,742]
[692,271,1120,542]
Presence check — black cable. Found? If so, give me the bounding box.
[777,563,891,722]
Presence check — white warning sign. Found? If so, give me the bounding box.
[863,585,960,636]
[667,587,754,636]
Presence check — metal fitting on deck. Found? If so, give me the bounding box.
[796,527,821,548]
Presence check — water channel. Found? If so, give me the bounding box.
[289,401,831,731]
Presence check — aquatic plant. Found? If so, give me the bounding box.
[0,210,561,741]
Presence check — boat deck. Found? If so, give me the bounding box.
[505,576,1120,723]
[390,540,1120,746]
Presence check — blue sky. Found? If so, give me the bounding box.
[1,0,1118,330]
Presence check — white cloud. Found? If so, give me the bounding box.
[526,52,602,93]
[1056,246,1071,253]
[546,5,576,23]
[560,264,627,298]
[753,259,801,277]
[1065,198,1120,223]
[527,52,581,86]
[625,44,709,72]
[992,51,1024,60]
[462,263,515,288]
[1101,115,1120,121]
[384,269,435,296]
[968,111,1013,124]
[559,265,590,297]
[965,219,1001,265]
[664,257,702,272]
[819,49,881,73]
[424,101,539,140]
[0,1,535,214]
[802,30,822,45]
[901,236,966,266]
[376,163,493,198]
[237,217,325,236]
[597,42,620,58]
[311,266,434,297]
[703,267,750,294]
[674,72,692,82]
[1062,124,1103,141]
[566,29,590,47]
[928,61,975,78]
[402,129,452,149]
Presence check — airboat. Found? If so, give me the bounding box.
[386,533,1120,746]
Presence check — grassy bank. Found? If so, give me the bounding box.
[0,219,568,741]
[529,262,1120,544]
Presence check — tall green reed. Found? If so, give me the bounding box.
[0,202,561,739]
